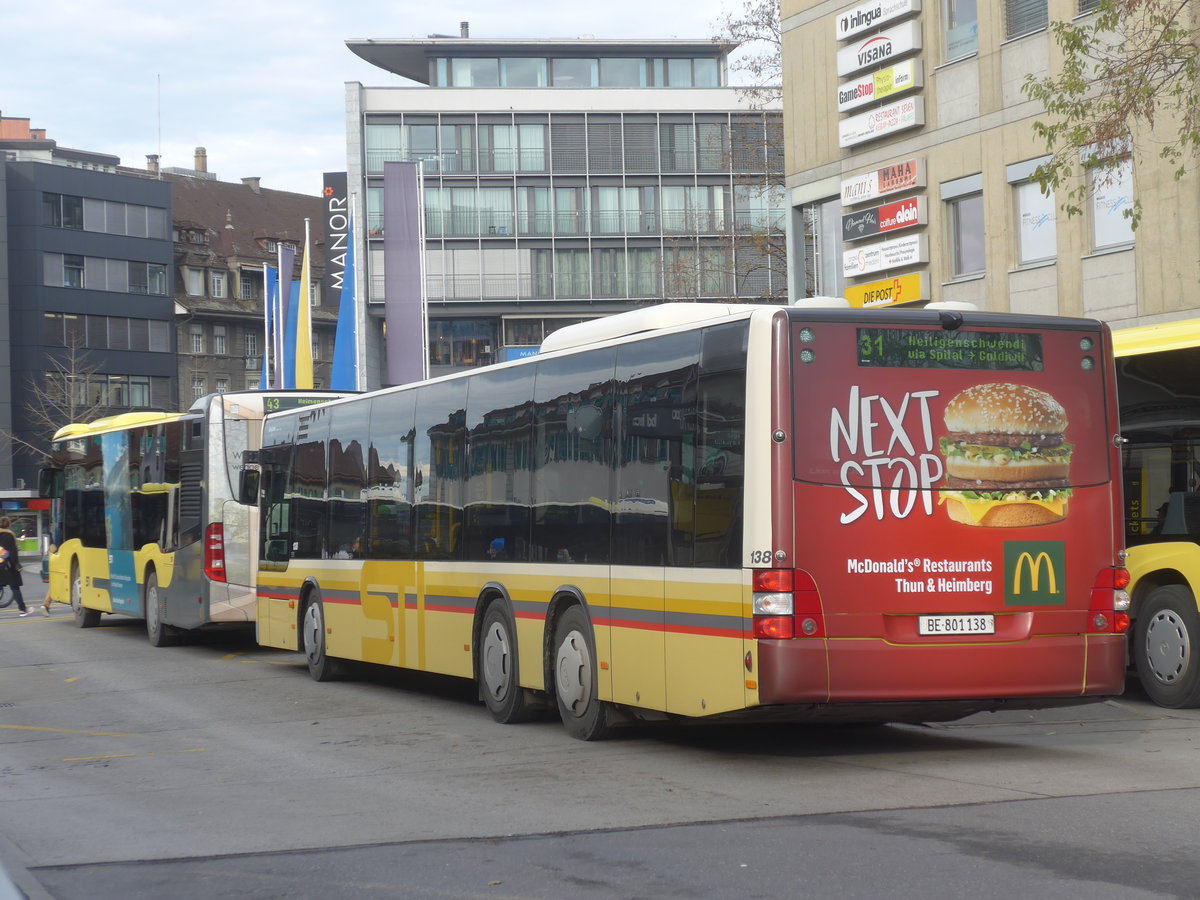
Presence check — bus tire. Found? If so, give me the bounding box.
[478,601,534,724]
[145,570,177,648]
[552,604,613,741]
[302,592,343,682]
[70,561,100,629]
[1134,585,1200,708]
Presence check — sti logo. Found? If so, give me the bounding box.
[1004,541,1065,606]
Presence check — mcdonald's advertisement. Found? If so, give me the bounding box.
[791,320,1118,620]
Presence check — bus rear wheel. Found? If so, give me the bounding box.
[478,601,534,724]
[552,605,612,741]
[71,562,100,629]
[1135,585,1200,708]
[145,571,177,647]
[302,592,343,682]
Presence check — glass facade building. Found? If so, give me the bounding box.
[346,36,785,385]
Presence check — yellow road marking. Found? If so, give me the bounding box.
[0,724,137,737]
[64,748,206,762]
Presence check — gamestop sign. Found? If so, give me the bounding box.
[837,59,922,113]
[837,19,922,77]
[835,0,922,41]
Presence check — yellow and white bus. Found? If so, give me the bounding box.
[1115,318,1200,707]
[40,391,346,645]
[254,303,1128,739]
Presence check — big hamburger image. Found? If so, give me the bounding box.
[938,382,1073,527]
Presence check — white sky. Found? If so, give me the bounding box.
[2,0,740,196]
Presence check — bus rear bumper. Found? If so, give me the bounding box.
[757,633,1126,705]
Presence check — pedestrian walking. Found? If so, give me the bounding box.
[0,518,29,616]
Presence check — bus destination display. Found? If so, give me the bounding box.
[857,328,1044,371]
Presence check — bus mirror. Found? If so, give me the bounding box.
[38,468,63,500]
[239,469,260,505]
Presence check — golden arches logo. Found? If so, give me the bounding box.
[1012,551,1058,596]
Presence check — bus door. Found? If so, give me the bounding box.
[100,430,140,615]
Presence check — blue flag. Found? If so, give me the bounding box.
[330,216,358,390]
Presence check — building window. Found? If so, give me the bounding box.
[211,270,226,298]
[43,192,84,229]
[1014,180,1056,265]
[1008,156,1057,266]
[245,331,259,357]
[1090,155,1135,250]
[1005,0,1047,40]
[130,376,151,407]
[945,0,978,60]
[64,255,85,288]
[190,325,204,354]
[192,376,207,400]
[1078,0,1100,12]
[148,264,168,295]
[213,325,227,356]
[185,267,204,296]
[150,320,171,352]
[239,276,259,300]
[215,377,229,394]
[246,376,261,391]
[941,174,985,278]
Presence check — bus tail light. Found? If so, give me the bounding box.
[752,569,823,639]
[1088,567,1130,633]
[204,523,227,583]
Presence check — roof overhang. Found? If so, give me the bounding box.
[345,38,735,84]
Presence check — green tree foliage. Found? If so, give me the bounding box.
[1022,0,1200,229]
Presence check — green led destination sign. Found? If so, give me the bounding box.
[856,329,1044,371]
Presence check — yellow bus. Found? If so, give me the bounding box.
[254,303,1128,739]
[1114,318,1200,707]
[40,391,346,644]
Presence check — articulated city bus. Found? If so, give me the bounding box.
[1114,318,1200,707]
[40,391,346,644]
[253,303,1128,739]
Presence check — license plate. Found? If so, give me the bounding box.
[918,614,995,636]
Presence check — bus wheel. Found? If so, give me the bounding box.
[302,592,343,682]
[145,571,177,648]
[478,601,533,724]
[70,562,100,629]
[552,605,612,741]
[1135,585,1200,708]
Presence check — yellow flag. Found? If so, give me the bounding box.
[295,218,314,389]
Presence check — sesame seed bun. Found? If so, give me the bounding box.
[943,383,1067,435]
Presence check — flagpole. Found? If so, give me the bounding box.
[275,243,285,389]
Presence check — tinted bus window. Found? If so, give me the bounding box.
[368,391,416,559]
[693,323,747,567]
[613,332,700,566]
[261,416,298,566]
[465,365,535,562]
[532,348,616,564]
[327,401,371,559]
[64,437,107,549]
[415,380,468,560]
[290,405,331,560]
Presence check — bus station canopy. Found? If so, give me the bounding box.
[1112,318,1200,358]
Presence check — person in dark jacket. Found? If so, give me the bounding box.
[0,518,28,616]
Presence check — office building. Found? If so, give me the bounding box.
[781,0,1197,325]
[345,30,785,386]
[1,116,174,491]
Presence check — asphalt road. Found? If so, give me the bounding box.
[3,581,1199,899]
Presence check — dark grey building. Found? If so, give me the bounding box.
[2,119,174,489]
